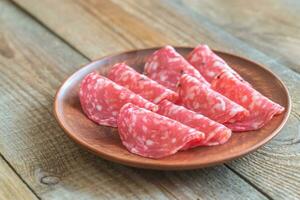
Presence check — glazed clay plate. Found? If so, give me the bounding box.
[54,47,291,170]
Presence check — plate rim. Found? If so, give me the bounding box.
[53,46,291,170]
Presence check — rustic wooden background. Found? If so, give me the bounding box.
[0,0,299,199]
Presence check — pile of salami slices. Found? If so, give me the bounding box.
[79,45,285,159]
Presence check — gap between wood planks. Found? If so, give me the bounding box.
[8,0,90,63]
[167,0,300,78]
[225,164,272,200]
[6,0,292,199]
[0,153,41,199]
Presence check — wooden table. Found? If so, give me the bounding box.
[1,0,299,199]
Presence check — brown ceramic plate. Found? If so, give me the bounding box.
[54,47,291,170]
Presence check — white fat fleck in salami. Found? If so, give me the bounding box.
[249,101,255,110]
[146,102,158,111]
[121,74,129,82]
[160,74,168,82]
[142,117,148,123]
[91,73,98,80]
[117,103,205,158]
[212,71,285,131]
[190,53,200,62]
[168,57,181,62]
[157,100,232,146]
[212,97,226,111]
[96,105,102,111]
[131,148,138,154]
[178,74,249,124]
[79,72,157,127]
[185,92,195,100]
[108,63,178,104]
[193,102,201,110]
[209,121,217,126]
[87,84,92,90]
[144,45,210,91]
[228,107,243,117]
[113,84,122,90]
[241,95,248,103]
[212,60,224,68]
[146,139,154,146]
[142,125,147,133]
[207,71,216,77]
[150,61,158,71]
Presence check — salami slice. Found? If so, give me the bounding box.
[118,103,205,158]
[178,74,249,124]
[79,72,157,127]
[157,100,232,146]
[211,71,285,131]
[187,44,243,83]
[108,63,178,104]
[144,45,210,91]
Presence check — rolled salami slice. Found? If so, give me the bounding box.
[211,71,285,131]
[79,72,157,127]
[157,100,232,146]
[187,44,243,83]
[108,63,178,104]
[144,45,210,91]
[178,74,249,124]
[118,103,205,158]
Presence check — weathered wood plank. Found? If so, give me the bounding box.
[0,157,38,200]
[14,0,300,72]
[175,0,300,73]
[11,0,300,199]
[11,0,220,57]
[12,0,173,58]
[0,0,267,199]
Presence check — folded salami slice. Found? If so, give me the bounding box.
[157,100,232,146]
[118,103,205,158]
[79,72,157,127]
[144,45,210,91]
[108,63,178,104]
[187,44,243,83]
[178,74,249,124]
[211,71,285,131]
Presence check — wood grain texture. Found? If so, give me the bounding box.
[11,0,300,199]
[13,0,300,75]
[13,0,173,58]
[0,0,267,199]
[176,0,300,73]
[0,157,38,200]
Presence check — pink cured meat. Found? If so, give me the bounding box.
[118,103,205,158]
[79,72,157,127]
[211,71,285,131]
[157,100,232,146]
[108,63,178,104]
[144,45,210,91]
[178,74,249,124]
[187,44,243,83]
